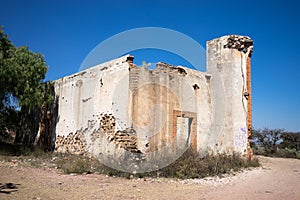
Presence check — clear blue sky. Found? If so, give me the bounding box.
[1,0,299,131]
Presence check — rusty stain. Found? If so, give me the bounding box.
[246,56,253,156]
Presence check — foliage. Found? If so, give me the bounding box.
[145,148,259,179]
[251,128,300,158]
[279,132,300,151]
[250,128,283,154]
[0,27,49,111]
[56,156,92,174]
[54,149,259,179]
[54,149,259,178]
[0,145,260,178]
[0,27,52,148]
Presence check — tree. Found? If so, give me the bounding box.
[251,128,284,154]
[0,27,52,148]
[279,132,300,151]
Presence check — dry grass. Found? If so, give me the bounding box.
[0,147,259,178]
[145,148,259,179]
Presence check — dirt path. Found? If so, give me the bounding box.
[204,156,300,200]
[0,156,299,200]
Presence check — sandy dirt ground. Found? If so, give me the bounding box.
[0,156,299,200]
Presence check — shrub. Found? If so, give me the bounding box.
[52,149,259,178]
[55,155,91,174]
[1,147,259,178]
[145,148,259,179]
[251,128,300,159]
[275,148,300,159]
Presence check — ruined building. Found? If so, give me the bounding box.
[52,35,253,172]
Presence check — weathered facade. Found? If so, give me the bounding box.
[52,35,253,171]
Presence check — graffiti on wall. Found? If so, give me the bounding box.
[235,127,247,148]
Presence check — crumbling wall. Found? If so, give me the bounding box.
[128,62,210,156]
[53,54,211,162]
[55,131,86,155]
[111,128,140,153]
[54,55,133,158]
[98,113,140,153]
[52,34,253,164]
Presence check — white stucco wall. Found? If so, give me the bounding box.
[207,35,252,155]
[52,35,253,163]
[54,55,132,156]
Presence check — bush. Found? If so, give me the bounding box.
[52,149,259,178]
[251,128,300,159]
[1,146,259,178]
[144,148,259,179]
[55,154,92,174]
[275,148,300,159]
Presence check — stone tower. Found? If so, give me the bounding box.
[207,35,253,155]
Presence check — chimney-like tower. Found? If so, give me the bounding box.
[207,35,253,156]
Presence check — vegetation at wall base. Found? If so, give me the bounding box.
[0,147,259,180]
[143,148,259,179]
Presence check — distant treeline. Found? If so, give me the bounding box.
[250,128,300,159]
